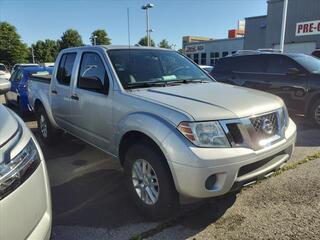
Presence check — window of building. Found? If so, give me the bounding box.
[57,53,77,85]
[193,53,199,64]
[201,53,207,65]
[210,52,220,66]
[186,54,191,59]
[222,51,229,57]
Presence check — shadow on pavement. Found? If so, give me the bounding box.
[51,169,147,228]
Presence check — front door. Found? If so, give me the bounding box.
[69,51,113,153]
[51,52,77,129]
[263,55,308,112]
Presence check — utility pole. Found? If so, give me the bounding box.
[142,3,154,46]
[31,47,35,63]
[280,0,288,53]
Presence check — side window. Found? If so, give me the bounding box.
[16,71,23,81]
[9,70,18,81]
[57,53,76,86]
[214,58,233,73]
[77,52,108,94]
[266,55,298,74]
[234,56,266,73]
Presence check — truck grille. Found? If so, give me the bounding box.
[221,109,286,150]
[250,112,278,138]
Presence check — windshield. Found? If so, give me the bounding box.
[0,65,7,72]
[292,54,320,73]
[107,49,212,88]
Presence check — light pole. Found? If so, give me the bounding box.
[141,3,154,46]
[93,35,97,45]
[280,0,288,53]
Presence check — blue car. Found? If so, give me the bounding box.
[5,66,53,114]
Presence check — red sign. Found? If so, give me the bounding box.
[296,20,320,36]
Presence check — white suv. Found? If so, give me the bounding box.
[0,80,52,240]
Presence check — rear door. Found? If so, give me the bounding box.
[263,55,308,111]
[69,51,113,153]
[7,70,23,104]
[231,55,268,90]
[51,52,77,129]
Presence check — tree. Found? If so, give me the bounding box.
[0,22,29,67]
[58,29,83,50]
[138,36,155,47]
[158,39,171,49]
[31,39,59,63]
[90,29,111,45]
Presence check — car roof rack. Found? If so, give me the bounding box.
[231,49,283,56]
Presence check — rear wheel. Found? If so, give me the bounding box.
[124,142,179,220]
[309,99,320,128]
[36,105,59,145]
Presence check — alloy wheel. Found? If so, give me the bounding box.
[132,159,160,205]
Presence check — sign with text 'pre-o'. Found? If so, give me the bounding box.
[296,20,320,36]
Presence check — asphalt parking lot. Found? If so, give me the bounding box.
[1,95,320,240]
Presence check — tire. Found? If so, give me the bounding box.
[309,99,320,128]
[124,142,179,220]
[36,105,59,145]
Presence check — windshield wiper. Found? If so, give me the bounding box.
[125,81,167,89]
[165,79,211,85]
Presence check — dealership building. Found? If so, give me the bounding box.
[184,0,320,65]
[245,0,320,54]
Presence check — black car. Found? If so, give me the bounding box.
[212,52,320,126]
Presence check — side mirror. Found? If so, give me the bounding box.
[79,76,105,93]
[0,79,11,95]
[287,67,300,75]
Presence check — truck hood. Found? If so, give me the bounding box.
[0,105,19,148]
[130,82,283,121]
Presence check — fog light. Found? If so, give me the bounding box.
[205,174,217,190]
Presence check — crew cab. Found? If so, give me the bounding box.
[28,46,296,220]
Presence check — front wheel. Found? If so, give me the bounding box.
[124,143,179,220]
[36,105,59,145]
[309,99,320,128]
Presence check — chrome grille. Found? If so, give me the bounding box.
[220,109,286,151]
[250,112,279,138]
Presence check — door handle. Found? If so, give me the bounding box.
[71,94,79,101]
[51,89,58,95]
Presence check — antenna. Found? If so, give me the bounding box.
[127,8,131,47]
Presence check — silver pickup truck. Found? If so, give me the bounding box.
[28,45,297,220]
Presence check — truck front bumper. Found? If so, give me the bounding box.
[163,118,296,199]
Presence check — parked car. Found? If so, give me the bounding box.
[5,66,53,114]
[11,63,39,73]
[0,79,52,240]
[0,63,11,81]
[212,51,320,126]
[28,46,296,220]
[312,49,320,58]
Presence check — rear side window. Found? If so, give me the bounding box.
[214,58,234,73]
[57,53,76,85]
[77,52,108,94]
[234,55,266,73]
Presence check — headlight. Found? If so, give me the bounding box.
[0,139,40,199]
[177,121,230,148]
[279,106,289,130]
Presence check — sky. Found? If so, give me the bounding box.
[0,0,267,49]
